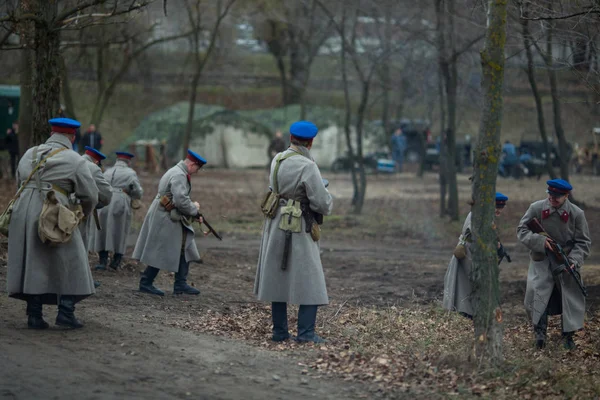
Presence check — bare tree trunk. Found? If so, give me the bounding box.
[544,21,570,181]
[340,7,359,207]
[353,80,370,214]
[182,72,201,158]
[31,0,61,145]
[18,45,34,155]
[471,0,508,366]
[275,53,288,105]
[380,6,392,145]
[60,55,78,121]
[521,15,555,179]
[436,0,447,217]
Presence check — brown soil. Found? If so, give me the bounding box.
[1,169,600,399]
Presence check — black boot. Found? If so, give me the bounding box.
[94,281,101,288]
[95,251,109,271]
[534,311,548,349]
[139,266,164,296]
[26,296,49,330]
[56,295,84,329]
[173,256,200,295]
[296,305,326,343]
[563,331,576,350]
[109,253,123,270]
[271,302,290,342]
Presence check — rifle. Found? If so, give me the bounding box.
[526,218,587,297]
[497,242,511,265]
[92,209,101,231]
[195,214,222,241]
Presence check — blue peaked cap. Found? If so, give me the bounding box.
[84,146,106,160]
[115,151,135,159]
[48,117,81,129]
[547,179,572,193]
[290,121,318,139]
[495,192,508,202]
[187,149,207,165]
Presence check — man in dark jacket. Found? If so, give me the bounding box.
[5,122,19,178]
[267,130,286,169]
[81,124,103,151]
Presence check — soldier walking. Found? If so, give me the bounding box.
[90,151,143,270]
[517,179,591,350]
[255,121,333,343]
[443,193,509,319]
[80,146,113,288]
[7,118,99,329]
[133,150,207,296]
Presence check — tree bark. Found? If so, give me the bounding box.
[353,80,370,214]
[544,20,570,181]
[60,54,78,121]
[17,0,34,155]
[471,0,508,366]
[520,15,555,179]
[435,0,448,217]
[31,0,61,145]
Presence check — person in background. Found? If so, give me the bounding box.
[5,121,19,178]
[267,130,286,169]
[81,124,103,151]
[391,128,407,173]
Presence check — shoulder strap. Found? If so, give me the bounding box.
[272,152,301,194]
[14,147,68,201]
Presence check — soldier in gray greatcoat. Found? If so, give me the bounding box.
[255,121,333,343]
[90,151,143,270]
[443,192,509,319]
[80,146,113,288]
[7,118,99,329]
[517,179,591,350]
[132,150,207,296]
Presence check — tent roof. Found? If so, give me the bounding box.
[0,85,20,98]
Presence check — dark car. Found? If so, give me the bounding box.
[367,119,432,163]
[518,140,572,168]
[424,141,470,172]
[330,151,388,173]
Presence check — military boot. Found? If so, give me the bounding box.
[95,251,109,271]
[26,296,49,330]
[56,296,84,329]
[173,257,200,295]
[296,305,327,344]
[94,281,101,288]
[563,331,576,350]
[109,253,123,270]
[534,312,548,349]
[271,302,290,342]
[139,266,164,296]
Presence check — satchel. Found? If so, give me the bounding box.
[38,190,84,245]
[0,147,67,237]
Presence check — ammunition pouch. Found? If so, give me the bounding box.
[278,199,302,233]
[159,195,176,211]
[261,191,280,219]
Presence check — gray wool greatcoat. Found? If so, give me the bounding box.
[89,159,142,254]
[443,212,473,316]
[7,134,99,304]
[254,146,333,305]
[79,154,113,251]
[517,198,591,332]
[132,161,201,272]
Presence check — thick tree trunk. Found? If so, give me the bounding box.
[381,8,392,145]
[18,46,34,155]
[287,30,309,105]
[275,53,288,105]
[544,24,570,181]
[471,0,508,366]
[521,16,555,179]
[31,0,61,145]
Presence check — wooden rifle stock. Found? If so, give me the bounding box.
[197,214,222,241]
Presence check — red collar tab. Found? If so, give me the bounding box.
[52,126,77,135]
[561,210,569,223]
[186,174,191,182]
[542,209,550,220]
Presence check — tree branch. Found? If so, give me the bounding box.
[519,6,600,21]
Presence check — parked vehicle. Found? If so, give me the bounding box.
[423,141,470,172]
[330,151,389,173]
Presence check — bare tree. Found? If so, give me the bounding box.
[1,0,155,145]
[181,0,237,159]
[471,0,509,365]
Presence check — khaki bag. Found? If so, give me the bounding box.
[278,199,302,233]
[261,152,301,218]
[38,190,84,245]
[0,147,67,237]
[453,232,471,260]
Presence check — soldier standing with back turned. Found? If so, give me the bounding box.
[7,118,98,329]
[91,151,143,270]
[255,121,333,343]
[517,179,591,350]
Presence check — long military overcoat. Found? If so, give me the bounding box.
[132,161,201,272]
[79,154,112,250]
[254,146,333,305]
[7,134,98,304]
[517,198,591,332]
[89,159,142,254]
[442,212,473,316]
